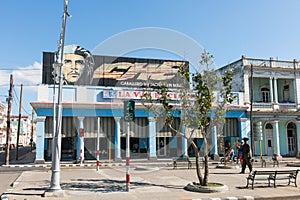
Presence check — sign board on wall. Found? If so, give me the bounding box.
[102,90,180,100]
[42,47,189,88]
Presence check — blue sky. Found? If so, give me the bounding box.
[1,0,300,115]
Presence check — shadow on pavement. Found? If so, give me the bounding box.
[4,192,43,197]
[23,187,50,191]
[61,178,184,193]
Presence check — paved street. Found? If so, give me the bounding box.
[0,171,19,197]
[0,146,32,166]
[1,152,300,200]
[3,165,300,200]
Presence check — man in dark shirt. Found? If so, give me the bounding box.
[240,137,252,173]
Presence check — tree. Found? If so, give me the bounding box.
[141,50,235,186]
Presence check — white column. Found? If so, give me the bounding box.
[35,116,46,164]
[269,77,274,102]
[244,74,250,104]
[114,117,122,161]
[148,117,157,160]
[239,118,248,139]
[211,126,219,160]
[77,117,85,164]
[274,78,278,103]
[272,120,280,156]
[211,126,218,155]
[181,125,188,156]
[296,121,300,158]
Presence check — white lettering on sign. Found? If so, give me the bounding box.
[103,90,180,100]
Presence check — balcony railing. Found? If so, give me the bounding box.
[278,103,297,110]
[244,58,296,68]
[252,102,297,110]
[253,103,273,109]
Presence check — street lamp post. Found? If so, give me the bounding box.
[250,64,254,155]
[50,0,69,191]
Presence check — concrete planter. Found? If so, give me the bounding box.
[184,182,228,193]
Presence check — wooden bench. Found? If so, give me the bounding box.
[246,169,299,189]
[246,170,274,189]
[172,156,192,169]
[268,169,299,188]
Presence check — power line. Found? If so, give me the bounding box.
[12,87,31,116]
[0,84,41,87]
[13,84,41,87]
[0,68,42,71]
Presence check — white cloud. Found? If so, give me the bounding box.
[12,62,42,85]
[0,62,42,115]
[0,70,11,86]
[0,62,42,86]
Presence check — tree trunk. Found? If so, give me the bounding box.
[191,140,203,185]
[203,137,209,186]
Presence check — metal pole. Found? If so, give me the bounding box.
[96,117,100,171]
[250,64,254,156]
[52,75,56,167]
[16,84,23,160]
[126,122,130,191]
[108,134,111,163]
[30,110,34,152]
[50,0,69,191]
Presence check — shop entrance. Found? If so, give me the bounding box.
[157,137,168,157]
[287,122,297,156]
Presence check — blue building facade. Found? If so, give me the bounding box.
[218,56,300,158]
[31,51,248,163]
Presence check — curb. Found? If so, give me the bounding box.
[1,161,171,168]
[0,189,13,200]
[1,163,126,168]
[192,196,257,200]
[192,196,300,200]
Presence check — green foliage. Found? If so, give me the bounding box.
[199,49,214,69]
[141,50,235,186]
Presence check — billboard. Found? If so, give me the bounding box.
[42,45,189,88]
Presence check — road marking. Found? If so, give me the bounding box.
[176,193,191,199]
[243,196,255,200]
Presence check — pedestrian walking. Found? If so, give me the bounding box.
[240,137,252,173]
[237,141,244,164]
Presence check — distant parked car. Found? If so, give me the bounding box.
[18,143,24,147]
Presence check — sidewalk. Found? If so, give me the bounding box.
[2,152,300,200]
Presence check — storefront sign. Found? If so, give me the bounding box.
[103,90,180,100]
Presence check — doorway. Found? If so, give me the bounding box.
[287,122,296,156]
[157,137,167,157]
[264,123,273,156]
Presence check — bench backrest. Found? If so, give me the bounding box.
[251,170,299,178]
[172,157,189,161]
[252,170,275,175]
[275,169,299,176]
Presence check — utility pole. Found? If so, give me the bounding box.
[250,64,254,156]
[50,0,69,191]
[30,110,34,152]
[96,117,100,171]
[16,84,23,160]
[5,74,13,165]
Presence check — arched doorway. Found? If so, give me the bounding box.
[287,122,297,156]
[264,123,273,156]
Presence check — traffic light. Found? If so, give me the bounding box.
[124,100,135,121]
